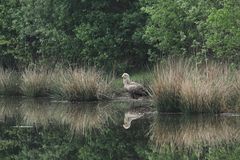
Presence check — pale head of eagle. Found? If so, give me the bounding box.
[122,73,131,85]
[122,73,130,79]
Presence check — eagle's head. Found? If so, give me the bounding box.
[121,73,130,79]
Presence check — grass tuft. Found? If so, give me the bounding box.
[20,67,51,97]
[0,68,20,95]
[234,71,240,110]
[51,68,111,101]
[152,59,239,113]
[152,59,190,112]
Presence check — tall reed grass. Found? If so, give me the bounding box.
[0,66,111,101]
[0,68,20,95]
[50,68,111,101]
[152,59,239,113]
[234,72,240,111]
[20,67,51,97]
[152,60,190,112]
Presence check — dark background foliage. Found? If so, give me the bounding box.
[0,0,239,72]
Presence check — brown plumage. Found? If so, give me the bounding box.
[122,73,149,99]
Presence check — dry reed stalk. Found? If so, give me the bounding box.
[152,59,239,113]
[0,68,20,95]
[21,67,51,97]
[51,68,111,101]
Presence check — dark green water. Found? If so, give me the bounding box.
[1,98,240,160]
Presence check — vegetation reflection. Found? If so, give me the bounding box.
[150,114,240,151]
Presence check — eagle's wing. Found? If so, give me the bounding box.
[126,82,149,96]
[126,84,142,90]
[129,81,142,86]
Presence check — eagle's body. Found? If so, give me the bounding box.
[122,73,149,99]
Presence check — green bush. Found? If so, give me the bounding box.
[0,0,148,72]
[205,0,240,63]
[1,0,240,72]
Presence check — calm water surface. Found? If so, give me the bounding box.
[1,98,240,160]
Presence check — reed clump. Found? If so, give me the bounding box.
[152,60,191,112]
[51,68,111,101]
[20,67,51,97]
[152,59,239,113]
[234,72,240,110]
[0,66,111,101]
[0,68,20,95]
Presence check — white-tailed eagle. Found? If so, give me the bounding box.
[121,73,150,99]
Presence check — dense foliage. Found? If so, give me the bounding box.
[0,0,148,72]
[0,0,239,71]
[142,0,240,64]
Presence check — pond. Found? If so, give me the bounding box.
[1,98,240,160]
